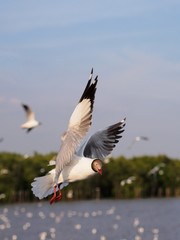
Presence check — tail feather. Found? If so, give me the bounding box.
[31,169,69,200]
[31,170,55,199]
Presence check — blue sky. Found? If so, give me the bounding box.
[0,0,180,158]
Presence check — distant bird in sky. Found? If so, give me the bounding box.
[0,137,4,143]
[21,103,41,133]
[134,136,149,142]
[128,136,149,150]
[31,69,126,204]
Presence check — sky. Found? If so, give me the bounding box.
[0,0,180,159]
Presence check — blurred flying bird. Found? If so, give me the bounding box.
[21,103,41,133]
[0,137,4,143]
[128,136,149,149]
[48,156,56,166]
[120,176,136,186]
[31,69,126,204]
[148,163,165,176]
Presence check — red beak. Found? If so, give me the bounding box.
[97,168,102,175]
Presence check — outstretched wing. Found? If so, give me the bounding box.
[79,118,126,160]
[55,69,98,180]
[21,103,35,121]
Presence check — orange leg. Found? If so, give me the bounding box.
[49,184,62,204]
[50,186,57,204]
[55,184,62,202]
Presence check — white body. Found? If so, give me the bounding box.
[31,155,96,199]
[21,120,39,129]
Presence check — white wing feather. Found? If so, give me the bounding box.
[54,74,98,183]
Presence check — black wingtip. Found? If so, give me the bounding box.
[107,118,126,141]
[21,103,27,107]
[26,128,33,133]
[94,75,98,82]
[21,103,28,111]
[121,117,126,126]
[79,70,98,104]
[88,68,94,81]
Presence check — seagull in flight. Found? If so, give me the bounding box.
[21,103,41,133]
[31,69,126,204]
[128,136,149,149]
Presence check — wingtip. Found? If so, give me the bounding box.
[21,103,29,112]
[121,117,126,123]
[119,118,126,129]
[79,70,98,103]
[89,68,94,81]
[21,103,26,110]
[94,75,98,82]
[21,102,28,108]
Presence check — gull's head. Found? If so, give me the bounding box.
[91,159,103,175]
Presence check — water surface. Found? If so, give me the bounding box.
[0,198,179,240]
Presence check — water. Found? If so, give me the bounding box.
[0,198,179,240]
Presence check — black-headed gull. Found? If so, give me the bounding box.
[31,70,126,204]
[21,103,41,133]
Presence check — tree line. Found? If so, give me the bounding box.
[0,152,180,203]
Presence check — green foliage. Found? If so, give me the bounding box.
[0,152,180,203]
